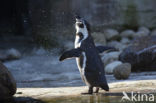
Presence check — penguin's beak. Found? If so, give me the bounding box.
[75,15,82,22]
[75,15,81,19]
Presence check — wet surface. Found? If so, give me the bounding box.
[13,94,156,103]
[44,95,123,103]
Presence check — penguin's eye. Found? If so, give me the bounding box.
[78,23,84,28]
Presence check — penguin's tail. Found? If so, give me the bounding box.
[100,84,109,91]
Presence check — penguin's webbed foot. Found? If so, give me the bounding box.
[81,86,93,95]
[94,87,99,93]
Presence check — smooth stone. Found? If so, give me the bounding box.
[107,41,127,51]
[134,27,150,37]
[105,61,122,74]
[120,30,135,38]
[92,32,106,45]
[102,51,121,66]
[0,61,17,100]
[113,63,131,80]
[63,41,74,50]
[120,37,131,44]
[6,48,21,60]
[104,29,120,41]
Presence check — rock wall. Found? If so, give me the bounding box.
[118,0,156,29]
[28,0,156,47]
[41,0,156,29]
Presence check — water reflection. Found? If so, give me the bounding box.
[43,93,156,103]
[44,94,122,103]
[12,93,156,103]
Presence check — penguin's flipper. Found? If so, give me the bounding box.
[96,46,118,53]
[59,48,82,61]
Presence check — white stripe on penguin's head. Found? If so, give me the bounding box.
[75,16,89,41]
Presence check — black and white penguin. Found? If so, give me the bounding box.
[59,16,117,94]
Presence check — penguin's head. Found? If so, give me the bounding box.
[75,16,90,41]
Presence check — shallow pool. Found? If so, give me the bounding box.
[43,94,156,103]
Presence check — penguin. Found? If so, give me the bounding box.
[59,16,117,94]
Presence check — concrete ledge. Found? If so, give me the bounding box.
[15,80,156,100]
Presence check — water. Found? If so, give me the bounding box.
[45,95,122,103]
[14,94,156,103]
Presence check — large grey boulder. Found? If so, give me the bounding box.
[134,27,150,37]
[102,51,121,66]
[105,61,122,74]
[107,41,127,50]
[63,41,74,50]
[119,36,156,71]
[120,37,131,45]
[92,32,106,45]
[113,63,131,80]
[6,48,21,59]
[0,48,21,61]
[120,30,135,39]
[0,61,16,100]
[104,29,120,41]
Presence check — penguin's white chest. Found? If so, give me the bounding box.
[74,25,88,48]
[76,52,90,86]
[76,52,86,72]
[75,35,81,48]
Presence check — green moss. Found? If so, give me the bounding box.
[123,1,139,30]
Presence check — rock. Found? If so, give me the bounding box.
[0,48,21,61]
[151,29,156,36]
[92,32,106,44]
[107,41,127,50]
[6,48,21,59]
[139,27,150,35]
[63,41,74,50]
[134,27,150,37]
[134,31,147,37]
[120,30,135,39]
[113,63,131,80]
[119,36,156,71]
[0,61,16,100]
[33,47,47,55]
[105,61,122,74]
[104,29,120,41]
[102,51,121,66]
[120,37,131,44]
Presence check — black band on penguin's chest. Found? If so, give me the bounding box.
[76,32,84,42]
